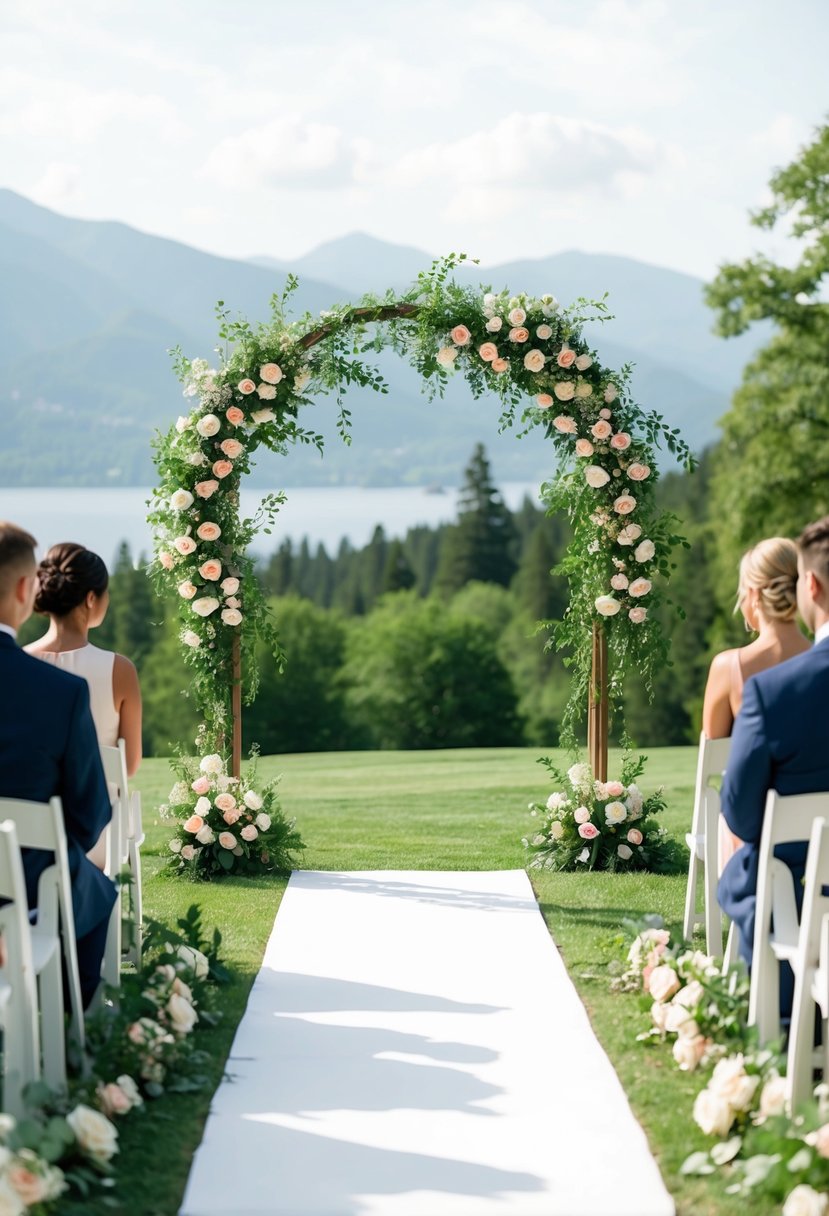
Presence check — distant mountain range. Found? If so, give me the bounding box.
[0,189,765,488]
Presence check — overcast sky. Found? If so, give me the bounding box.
[1,0,826,278]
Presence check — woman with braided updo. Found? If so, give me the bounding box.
[25,542,142,784]
[702,536,809,871]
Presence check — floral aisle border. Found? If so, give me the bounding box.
[149,256,692,868]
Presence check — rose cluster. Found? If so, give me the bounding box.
[523,760,671,873]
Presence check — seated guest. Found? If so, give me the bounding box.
[718,515,829,994]
[0,522,114,1008]
[702,537,809,872]
[26,543,142,778]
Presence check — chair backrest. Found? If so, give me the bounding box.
[759,790,829,853]
[690,733,731,831]
[798,818,829,965]
[0,820,38,973]
[100,739,129,803]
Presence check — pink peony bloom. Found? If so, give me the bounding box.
[195,479,220,499]
[478,342,498,362]
[451,324,471,346]
[578,822,600,839]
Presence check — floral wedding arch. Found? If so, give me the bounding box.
[149,255,692,794]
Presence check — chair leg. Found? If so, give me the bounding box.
[787,965,818,1114]
[683,850,700,942]
[62,922,86,1054]
[721,921,739,974]
[38,952,66,1093]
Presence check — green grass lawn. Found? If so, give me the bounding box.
[94,747,766,1216]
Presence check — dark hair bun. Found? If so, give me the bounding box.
[34,543,109,616]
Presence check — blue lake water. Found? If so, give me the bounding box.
[0,484,541,565]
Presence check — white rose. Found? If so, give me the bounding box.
[221,608,243,626]
[169,839,182,854]
[605,801,627,825]
[758,1075,787,1120]
[617,843,633,859]
[192,596,220,617]
[182,630,201,648]
[549,820,564,840]
[0,1177,26,1216]
[536,324,553,339]
[567,763,591,787]
[254,812,271,831]
[783,1186,829,1216]
[693,1088,735,1137]
[169,489,194,511]
[167,992,199,1036]
[485,316,503,333]
[634,539,655,562]
[709,1055,761,1112]
[195,413,221,438]
[595,595,621,617]
[257,383,277,400]
[195,824,215,845]
[585,465,610,488]
[508,307,526,325]
[575,354,592,371]
[553,381,575,401]
[115,1075,142,1110]
[187,452,208,466]
[66,1104,119,1164]
[436,347,457,366]
[243,790,263,810]
[200,754,224,775]
[617,523,643,546]
[251,408,275,424]
[673,1034,705,1071]
[176,943,209,979]
[175,415,190,433]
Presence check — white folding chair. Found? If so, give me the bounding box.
[683,733,731,955]
[100,739,143,972]
[749,790,829,1047]
[0,820,42,1116]
[0,796,85,1054]
[785,817,829,1112]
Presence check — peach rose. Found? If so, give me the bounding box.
[536,393,554,409]
[218,831,236,850]
[259,363,283,384]
[611,573,629,590]
[237,379,256,395]
[191,776,210,794]
[7,1161,52,1205]
[627,828,643,845]
[554,381,575,401]
[221,576,240,595]
[508,307,526,325]
[159,551,174,570]
[610,432,631,450]
[195,479,219,499]
[223,808,242,825]
[241,824,259,842]
[491,358,509,373]
[212,460,233,479]
[173,536,196,555]
[575,438,594,457]
[629,578,652,598]
[613,494,637,515]
[648,965,680,1002]
[178,580,197,600]
[197,522,221,541]
[226,406,245,425]
[508,326,530,343]
[627,463,651,481]
[536,324,553,340]
[451,324,471,346]
[220,439,244,459]
[553,415,577,434]
[485,316,503,333]
[523,349,545,373]
[183,814,204,835]
[192,596,220,617]
[591,420,612,440]
[557,348,577,368]
[478,342,498,362]
[199,559,222,581]
[575,354,593,371]
[221,608,243,626]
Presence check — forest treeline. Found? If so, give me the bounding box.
[20,442,736,757]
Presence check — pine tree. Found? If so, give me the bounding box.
[382,539,416,593]
[435,444,518,595]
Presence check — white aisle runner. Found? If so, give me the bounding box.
[180,871,674,1216]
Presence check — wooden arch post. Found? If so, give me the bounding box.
[588,623,608,783]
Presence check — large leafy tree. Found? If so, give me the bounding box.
[705,119,829,588]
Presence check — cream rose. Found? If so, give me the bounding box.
[605,801,627,825]
[192,596,220,617]
[214,792,236,813]
[259,363,283,384]
[629,578,652,598]
[552,414,577,434]
[574,382,593,398]
[67,1104,119,1164]
[196,414,221,438]
[254,812,271,831]
[508,307,526,325]
[618,523,643,545]
[573,806,591,824]
[673,1034,706,1071]
[634,539,655,562]
[195,824,215,845]
[595,595,621,617]
[692,1087,735,1136]
[436,346,458,366]
[553,383,576,407]
[257,383,277,400]
[648,965,681,1002]
[575,353,593,371]
[218,831,236,850]
[548,820,564,840]
[169,489,194,511]
[782,1186,829,1216]
[243,789,263,810]
[613,494,637,515]
[178,580,197,600]
[485,316,503,333]
[221,608,243,626]
[627,463,651,481]
[575,438,594,457]
[708,1055,760,1112]
[237,378,256,395]
[167,992,199,1036]
[585,465,610,488]
[536,324,553,339]
[758,1075,787,1119]
[200,753,224,775]
[523,349,545,373]
[251,407,275,424]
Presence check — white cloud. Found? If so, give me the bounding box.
[200,116,366,189]
[31,161,82,208]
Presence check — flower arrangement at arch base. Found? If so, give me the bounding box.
[524,754,682,873]
[161,741,304,878]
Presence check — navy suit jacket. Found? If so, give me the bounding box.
[718,636,829,967]
[0,630,115,938]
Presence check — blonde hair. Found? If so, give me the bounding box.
[735,537,799,622]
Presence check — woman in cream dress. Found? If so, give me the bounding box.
[26,543,142,866]
[701,537,810,872]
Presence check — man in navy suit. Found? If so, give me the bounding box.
[0,521,115,1008]
[718,515,829,996]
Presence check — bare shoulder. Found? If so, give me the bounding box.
[113,653,141,690]
[706,648,736,681]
